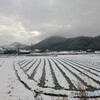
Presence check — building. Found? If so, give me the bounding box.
[19,50,30,54]
[0,47,5,54]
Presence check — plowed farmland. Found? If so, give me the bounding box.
[14,55,100,98]
[0,55,100,100]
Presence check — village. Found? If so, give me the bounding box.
[0,46,100,56]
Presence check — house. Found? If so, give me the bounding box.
[86,49,94,53]
[0,47,5,54]
[19,50,30,54]
[34,49,41,53]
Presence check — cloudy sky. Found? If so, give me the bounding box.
[0,0,100,45]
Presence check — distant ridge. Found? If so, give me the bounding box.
[25,35,100,51]
[3,42,27,50]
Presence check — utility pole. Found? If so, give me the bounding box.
[17,44,20,55]
[30,43,33,53]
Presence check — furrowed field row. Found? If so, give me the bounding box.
[18,57,100,91]
[65,58,100,73]
[59,58,100,81]
[58,58,100,89]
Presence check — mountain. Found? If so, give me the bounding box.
[32,36,66,49]
[25,35,100,51]
[3,42,27,50]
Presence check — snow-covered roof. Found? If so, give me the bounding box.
[0,48,5,51]
[34,49,40,51]
[19,50,30,52]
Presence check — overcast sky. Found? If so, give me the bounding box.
[0,0,100,45]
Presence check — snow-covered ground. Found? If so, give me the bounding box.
[0,54,100,100]
[0,56,35,100]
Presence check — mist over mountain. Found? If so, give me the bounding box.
[2,35,100,51]
[25,35,100,51]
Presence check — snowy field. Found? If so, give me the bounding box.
[0,54,100,100]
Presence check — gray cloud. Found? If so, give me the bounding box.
[0,0,100,45]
